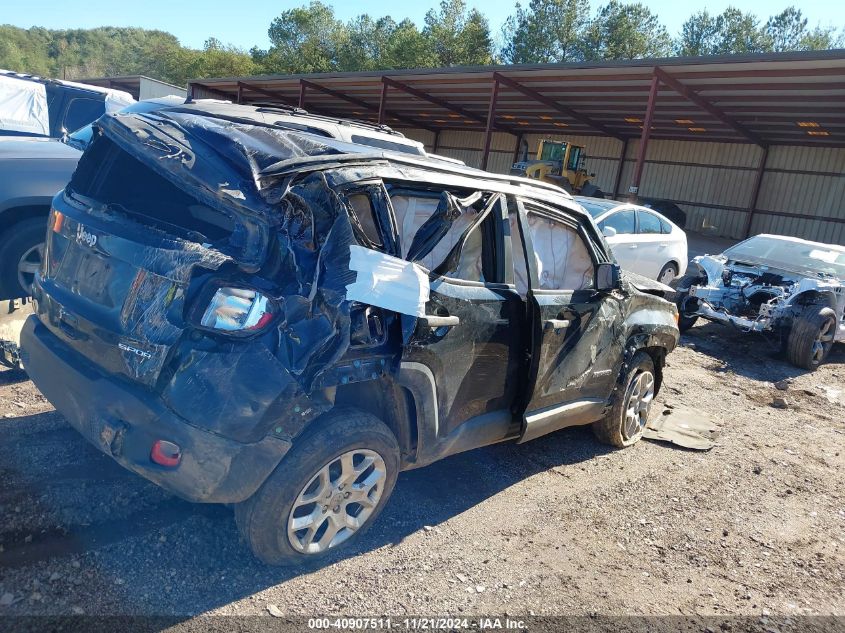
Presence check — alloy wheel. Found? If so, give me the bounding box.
[17,242,44,296]
[658,265,676,285]
[812,316,836,363]
[287,449,386,554]
[623,370,655,440]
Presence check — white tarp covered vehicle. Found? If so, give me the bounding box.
[0,73,50,136]
[676,234,845,370]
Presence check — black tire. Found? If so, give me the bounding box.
[593,351,656,448]
[657,262,679,286]
[786,305,837,370]
[0,217,48,299]
[235,408,400,566]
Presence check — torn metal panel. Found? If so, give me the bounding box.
[644,405,718,450]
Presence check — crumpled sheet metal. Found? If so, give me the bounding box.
[644,405,718,450]
[97,110,347,271]
[91,109,509,442]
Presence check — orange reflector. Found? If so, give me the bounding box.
[51,210,64,233]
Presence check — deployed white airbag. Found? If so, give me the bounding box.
[0,75,49,136]
[346,245,430,317]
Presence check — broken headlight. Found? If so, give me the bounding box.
[198,286,277,334]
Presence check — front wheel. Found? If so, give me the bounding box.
[235,409,400,565]
[593,351,656,448]
[786,305,837,370]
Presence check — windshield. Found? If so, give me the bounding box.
[724,236,845,279]
[575,197,620,219]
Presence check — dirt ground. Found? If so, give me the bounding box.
[0,320,843,625]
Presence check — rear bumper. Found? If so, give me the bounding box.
[20,317,291,503]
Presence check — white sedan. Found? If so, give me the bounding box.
[576,196,688,285]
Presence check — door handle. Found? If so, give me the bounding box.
[628,244,638,249]
[544,318,571,331]
[659,242,668,247]
[419,315,460,328]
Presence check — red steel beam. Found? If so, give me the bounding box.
[300,80,434,131]
[612,138,629,198]
[481,78,500,171]
[629,72,659,200]
[654,67,767,148]
[189,82,235,101]
[237,81,299,107]
[382,76,487,125]
[742,146,770,238]
[378,80,388,125]
[298,80,307,109]
[493,72,626,141]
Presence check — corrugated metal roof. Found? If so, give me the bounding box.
[191,50,845,148]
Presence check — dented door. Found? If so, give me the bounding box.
[396,193,526,439]
[514,198,624,437]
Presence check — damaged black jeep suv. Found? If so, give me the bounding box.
[21,104,679,565]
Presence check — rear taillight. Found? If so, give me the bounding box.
[199,287,276,333]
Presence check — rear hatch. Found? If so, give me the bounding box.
[35,109,342,387]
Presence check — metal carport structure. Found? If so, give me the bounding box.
[189,51,845,244]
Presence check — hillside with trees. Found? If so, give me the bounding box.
[1,0,841,86]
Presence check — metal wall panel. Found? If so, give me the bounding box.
[278,120,845,246]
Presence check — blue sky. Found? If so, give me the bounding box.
[3,0,842,50]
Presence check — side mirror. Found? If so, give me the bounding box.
[602,225,617,238]
[596,262,621,291]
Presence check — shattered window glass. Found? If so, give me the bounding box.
[388,188,494,281]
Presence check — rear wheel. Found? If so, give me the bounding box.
[593,351,656,448]
[786,305,837,370]
[657,262,678,285]
[235,408,400,565]
[0,218,47,299]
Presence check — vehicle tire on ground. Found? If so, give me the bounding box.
[657,262,679,286]
[235,408,400,566]
[673,273,702,332]
[786,305,837,370]
[592,351,656,448]
[0,218,47,299]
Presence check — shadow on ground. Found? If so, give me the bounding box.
[0,407,612,618]
[679,320,844,383]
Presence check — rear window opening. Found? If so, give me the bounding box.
[69,135,236,244]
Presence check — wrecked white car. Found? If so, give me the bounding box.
[676,234,844,370]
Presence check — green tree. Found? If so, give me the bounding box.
[583,0,672,60]
[258,1,345,73]
[382,19,437,68]
[764,7,843,51]
[677,10,720,56]
[422,0,494,66]
[501,0,590,63]
[713,7,768,54]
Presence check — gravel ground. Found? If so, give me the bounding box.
[0,322,843,625]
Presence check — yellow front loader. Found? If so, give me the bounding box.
[511,140,603,197]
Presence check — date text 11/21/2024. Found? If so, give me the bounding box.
[307,618,527,630]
